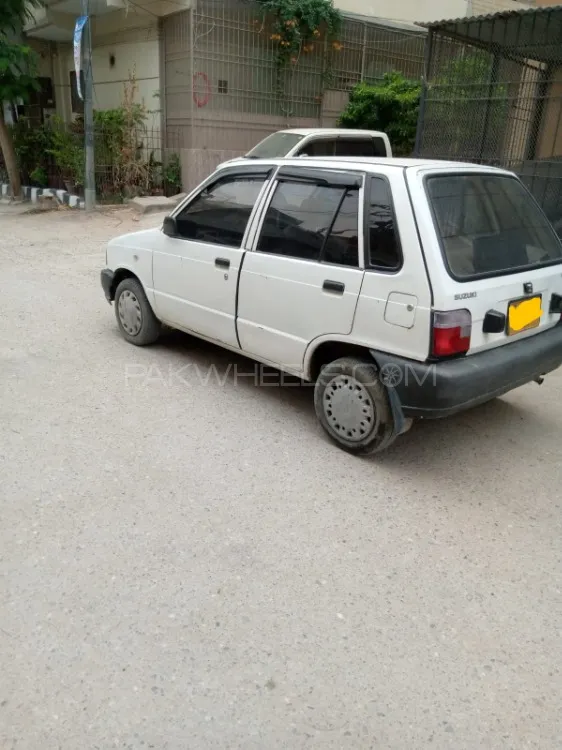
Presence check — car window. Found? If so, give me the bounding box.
[335,139,375,157]
[175,175,266,247]
[426,174,562,279]
[372,137,387,157]
[367,177,402,270]
[257,180,344,261]
[297,139,336,157]
[246,132,304,158]
[322,189,359,267]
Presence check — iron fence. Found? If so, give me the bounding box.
[417,8,562,230]
[164,0,426,159]
[5,118,184,202]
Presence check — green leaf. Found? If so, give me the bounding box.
[338,72,421,156]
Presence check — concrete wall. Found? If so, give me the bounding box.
[53,7,161,127]
[334,0,467,24]
[334,0,534,23]
[536,71,562,159]
[469,0,534,14]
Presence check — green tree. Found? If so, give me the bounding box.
[338,72,421,156]
[0,0,43,198]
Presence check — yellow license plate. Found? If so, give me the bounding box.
[508,295,542,335]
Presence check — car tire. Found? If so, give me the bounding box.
[314,356,396,455]
[114,277,161,346]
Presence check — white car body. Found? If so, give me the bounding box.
[246,128,392,158]
[218,128,392,170]
[102,157,562,453]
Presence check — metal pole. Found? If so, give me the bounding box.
[189,6,195,149]
[478,52,499,163]
[414,29,433,157]
[360,23,367,81]
[82,0,95,210]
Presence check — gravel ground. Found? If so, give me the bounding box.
[1,206,561,750]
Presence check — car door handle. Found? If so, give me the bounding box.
[323,280,345,294]
[215,257,230,269]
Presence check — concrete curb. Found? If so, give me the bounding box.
[128,195,178,214]
[0,183,85,209]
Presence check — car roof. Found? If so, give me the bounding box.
[220,156,512,175]
[276,128,387,137]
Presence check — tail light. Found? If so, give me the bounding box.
[432,309,472,358]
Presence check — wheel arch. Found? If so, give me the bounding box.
[305,337,377,381]
[109,267,141,301]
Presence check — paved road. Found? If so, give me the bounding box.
[1,207,561,750]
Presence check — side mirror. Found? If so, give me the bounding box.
[162,216,177,237]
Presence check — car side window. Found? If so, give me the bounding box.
[175,175,266,247]
[367,176,402,270]
[257,180,345,261]
[372,137,387,157]
[322,189,359,267]
[296,139,336,157]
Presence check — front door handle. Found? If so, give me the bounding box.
[323,280,345,294]
[215,257,230,269]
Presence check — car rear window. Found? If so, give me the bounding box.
[335,138,387,157]
[246,132,304,158]
[426,174,562,280]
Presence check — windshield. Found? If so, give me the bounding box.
[246,132,304,158]
[426,174,562,280]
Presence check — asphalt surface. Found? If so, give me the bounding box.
[1,207,561,750]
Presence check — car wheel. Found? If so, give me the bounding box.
[314,356,396,455]
[114,277,161,346]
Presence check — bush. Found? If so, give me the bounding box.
[10,118,55,186]
[338,72,421,156]
[29,165,47,187]
[163,152,182,196]
[9,75,164,198]
[47,117,84,189]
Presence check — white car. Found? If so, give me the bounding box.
[244,128,392,159]
[217,128,391,171]
[101,157,562,454]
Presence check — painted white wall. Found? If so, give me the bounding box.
[469,0,534,14]
[335,0,533,23]
[54,7,161,127]
[90,40,161,127]
[334,0,468,24]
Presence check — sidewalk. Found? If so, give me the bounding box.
[0,199,36,217]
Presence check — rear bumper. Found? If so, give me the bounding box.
[101,269,115,302]
[371,323,562,419]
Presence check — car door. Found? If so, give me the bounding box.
[152,166,271,347]
[237,166,365,372]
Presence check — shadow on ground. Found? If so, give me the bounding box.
[142,329,545,472]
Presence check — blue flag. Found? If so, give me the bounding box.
[73,16,88,101]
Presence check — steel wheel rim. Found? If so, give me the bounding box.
[323,374,376,443]
[118,290,142,336]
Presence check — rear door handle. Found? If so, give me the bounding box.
[323,280,345,294]
[215,257,230,269]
